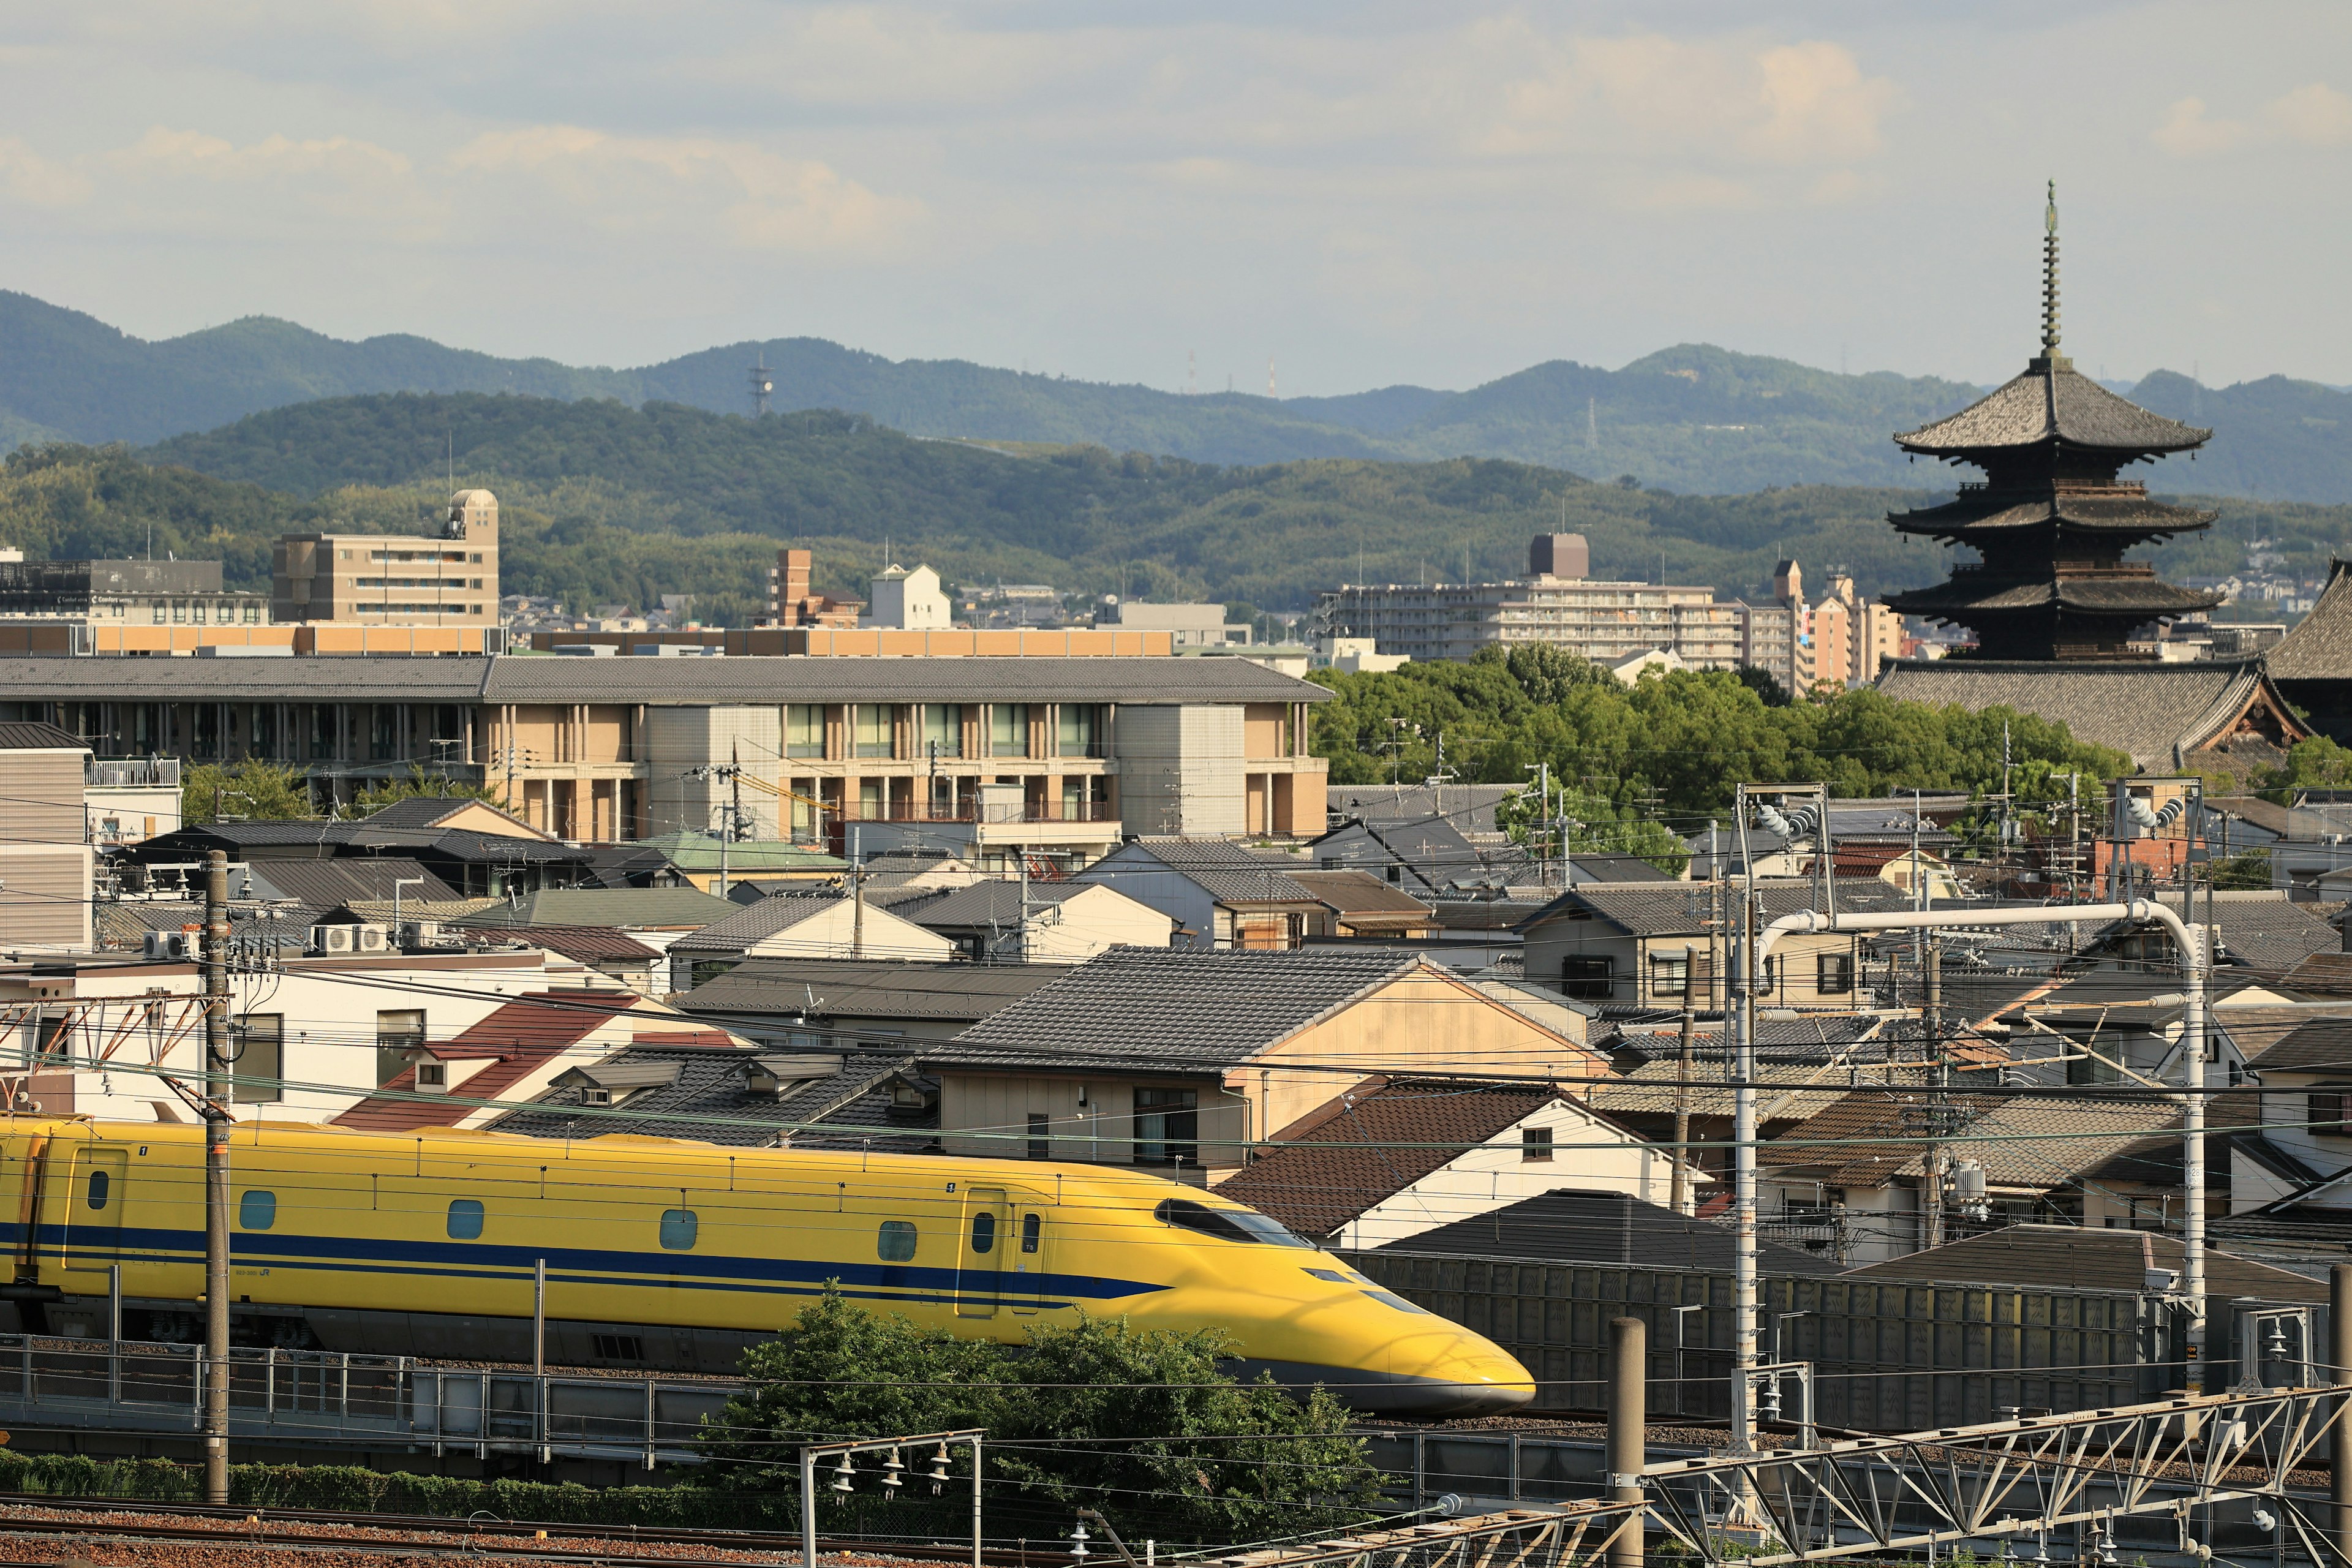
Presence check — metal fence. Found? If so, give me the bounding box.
[1344,1251,2194,1428]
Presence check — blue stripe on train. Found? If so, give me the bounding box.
[7,1222,1164,1303]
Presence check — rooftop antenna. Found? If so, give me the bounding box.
[2040,178,2062,361]
[750,354,774,416]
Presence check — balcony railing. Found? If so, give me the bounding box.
[87,758,180,788]
[830,799,1120,826]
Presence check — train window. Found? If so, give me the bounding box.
[1304,1267,1349,1283]
[1154,1197,1313,1248]
[1362,1288,1433,1316]
[877,1221,918,1262]
[86,1170,110,1211]
[1021,1213,1041,1254]
[446,1199,484,1240]
[660,1209,698,1251]
[970,1212,996,1254]
[239,1190,276,1231]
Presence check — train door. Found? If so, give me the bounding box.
[62,1145,127,1276]
[957,1187,1009,1318]
[1010,1205,1049,1316]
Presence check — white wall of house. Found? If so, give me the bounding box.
[1334,1099,1700,1250]
[745,900,955,963]
[994,884,1174,961]
[0,951,600,1123]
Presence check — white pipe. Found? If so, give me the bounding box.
[1753,898,2206,1389]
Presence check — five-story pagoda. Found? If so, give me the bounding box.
[1885,184,2222,660]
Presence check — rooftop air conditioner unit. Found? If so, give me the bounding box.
[142,930,192,961]
[399,921,442,949]
[311,925,357,955]
[354,925,391,953]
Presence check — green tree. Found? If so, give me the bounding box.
[183,759,315,824]
[2257,736,2352,804]
[698,1293,1379,1543]
[347,766,502,819]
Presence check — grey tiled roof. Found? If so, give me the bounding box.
[899,880,1096,931]
[1875,658,2298,772]
[0,657,491,702]
[453,887,738,929]
[0,721,86,750]
[1518,878,1915,938]
[2244,1017,2352,1073]
[2152,891,2341,973]
[668,894,845,954]
[2269,559,2352,684]
[1373,1189,1843,1275]
[677,957,1066,1023]
[491,1042,925,1148]
[243,858,460,908]
[1087,839,1321,908]
[933,946,1444,1072]
[1896,359,2211,454]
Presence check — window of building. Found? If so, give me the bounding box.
[1134,1088,1199,1166]
[234,1014,283,1104]
[1027,1112,1049,1159]
[242,603,259,624]
[1649,953,1691,998]
[1057,704,1100,756]
[858,778,885,821]
[989,704,1029,758]
[786,704,825,758]
[151,601,167,624]
[2068,1049,2123,1088]
[170,600,186,624]
[1816,953,1855,995]
[970,1211,997,1254]
[447,1199,484,1239]
[918,704,962,759]
[1559,956,1614,1001]
[2311,1088,2352,1134]
[853,703,895,758]
[469,552,483,564]
[1522,1126,1554,1163]
[877,1220,918,1262]
[375,1009,424,1088]
[239,1190,276,1231]
[660,1208,698,1250]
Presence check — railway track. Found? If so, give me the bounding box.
[0,1493,1043,1568]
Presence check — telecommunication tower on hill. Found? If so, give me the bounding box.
[750,356,774,416]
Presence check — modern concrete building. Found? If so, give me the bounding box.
[1316,534,1743,668]
[0,557,269,627]
[272,490,499,625]
[865,562,951,630]
[1105,602,1250,649]
[0,654,1330,859]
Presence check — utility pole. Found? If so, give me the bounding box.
[1921,939,1946,1251]
[1730,786,1758,1449]
[200,849,232,1504]
[1670,944,1697,1215]
[850,824,865,959]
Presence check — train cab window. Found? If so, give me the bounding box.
[86,1170,111,1210]
[1021,1213,1041,1254]
[447,1199,484,1240]
[660,1209,698,1251]
[1153,1197,1312,1248]
[877,1220,918,1262]
[1362,1288,1433,1316]
[239,1190,276,1231]
[970,1212,997,1254]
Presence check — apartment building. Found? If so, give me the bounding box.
[272,490,499,625]
[1317,534,1744,668]
[0,556,270,627]
[0,722,94,949]
[0,654,1331,861]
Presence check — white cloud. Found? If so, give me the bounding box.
[2154,83,2352,155]
[450,126,921,256]
[0,139,91,206]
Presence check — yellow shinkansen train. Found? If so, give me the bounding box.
[1,1119,1536,1418]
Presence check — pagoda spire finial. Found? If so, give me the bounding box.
[2040,179,2061,356]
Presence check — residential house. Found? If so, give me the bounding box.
[0,722,95,949]
[332,990,752,1131]
[451,886,737,942]
[1287,870,1438,938]
[890,880,1174,962]
[665,894,955,990]
[453,925,665,993]
[1516,880,1912,1009]
[491,1040,932,1151]
[0,946,622,1123]
[925,946,1611,1183]
[83,754,181,848]
[628,832,846,892]
[1077,838,1325,951]
[1216,1076,1702,1249]
[2241,1017,2352,1193]
[2082,891,2340,977]
[674,957,1068,1048]
[121,817,593,899]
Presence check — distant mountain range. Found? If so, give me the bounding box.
[4,288,2348,501]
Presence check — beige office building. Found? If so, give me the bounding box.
[273,491,499,625]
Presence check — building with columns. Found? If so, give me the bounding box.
[0,655,1330,868]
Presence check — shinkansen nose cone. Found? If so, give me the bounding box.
[1234,1328,1537,1418]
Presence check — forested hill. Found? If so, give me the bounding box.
[8,288,2350,500]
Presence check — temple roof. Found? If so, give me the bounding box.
[2266,558,2352,684]
[1891,487,2218,538]
[1875,658,2309,773]
[1885,576,2223,617]
[1896,358,2211,458]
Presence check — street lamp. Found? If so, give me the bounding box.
[1670,1304,1705,1416]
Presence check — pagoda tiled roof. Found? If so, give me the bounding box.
[1890,486,2218,538]
[1897,357,2210,457]
[1885,576,2223,616]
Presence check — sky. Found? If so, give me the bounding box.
[1,2,2347,398]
